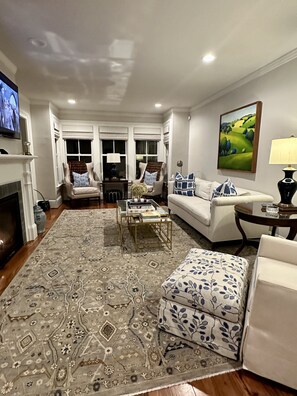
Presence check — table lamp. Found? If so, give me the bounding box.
[107,153,121,180]
[269,136,297,209]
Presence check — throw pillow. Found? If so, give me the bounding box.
[212,178,237,199]
[195,178,213,200]
[72,171,90,187]
[174,172,195,196]
[144,171,158,186]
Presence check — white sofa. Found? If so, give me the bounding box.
[168,178,274,243]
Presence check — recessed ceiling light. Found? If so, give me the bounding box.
[155,103,162,108]
[29,38,47,48]
[202,53,216,64]
[68,99,76,105]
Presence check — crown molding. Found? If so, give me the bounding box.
[58,109,163,123]
[191,47,297,112]
[163,107,190,120]
[30,99,51,106]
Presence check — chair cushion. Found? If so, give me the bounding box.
[174,172,195,196]
[73,186,99,195]
[161,248,249,323]
[144,171,157,185]
[73,171,90,187]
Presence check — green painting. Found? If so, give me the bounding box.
[217,101,262,173]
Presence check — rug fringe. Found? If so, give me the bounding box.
[123,365,242,396]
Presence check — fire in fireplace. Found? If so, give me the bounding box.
[0,187,24,267]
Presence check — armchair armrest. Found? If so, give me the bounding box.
[257,234,297,266]
[89,179,100,189]
[64,179,74,197]
[151,180,163,195]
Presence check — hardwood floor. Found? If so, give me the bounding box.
[1,201,296,396]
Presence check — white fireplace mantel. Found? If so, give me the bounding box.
[0,154,38,241]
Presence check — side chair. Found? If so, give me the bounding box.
[63,161,101,206]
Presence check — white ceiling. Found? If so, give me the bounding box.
[1,0,297,115]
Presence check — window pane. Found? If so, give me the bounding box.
[66,140,78,154]
[136,141,146,154]
[79,140,91,154]
[102,140,113,154]
[136,155,146,162]
[80,156,92,163]
[103,156,126,179]
[148,141,157,154]
[67,155,79,162]
[115,140,126,154]
[148,155,158,163]
[118,157,126,179]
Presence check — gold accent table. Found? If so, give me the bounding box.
[116,199,172,251]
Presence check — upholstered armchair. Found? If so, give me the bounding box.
[133,162,166,198]
[242,235,297,390]
[63,161,100,203]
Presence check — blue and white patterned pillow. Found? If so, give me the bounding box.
[212,178,237,198]
[144,171,157,186]
[174,172,195,196]
[73,171,90,187]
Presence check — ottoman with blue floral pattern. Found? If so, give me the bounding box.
[158,248,249,360]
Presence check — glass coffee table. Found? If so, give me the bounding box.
[116,199,172,251]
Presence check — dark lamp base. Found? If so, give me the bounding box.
[277,168,297,207]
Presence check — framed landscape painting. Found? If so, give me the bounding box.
[217,101,262,173]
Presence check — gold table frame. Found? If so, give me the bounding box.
[116,199,172,251]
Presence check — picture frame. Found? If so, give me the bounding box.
[217,101,262,173]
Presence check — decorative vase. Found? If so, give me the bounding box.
[34,205,46,234]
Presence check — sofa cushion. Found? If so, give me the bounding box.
[174,172,195,196]
[212,178,237,198]
[161,248,249,323]
[168,194,211,226]
[195,178,213,200]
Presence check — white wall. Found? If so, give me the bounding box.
[30,104,56,201]
[189,57,297,205]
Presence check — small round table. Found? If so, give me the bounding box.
[234,202,297,255]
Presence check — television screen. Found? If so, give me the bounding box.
[0,71,21,139]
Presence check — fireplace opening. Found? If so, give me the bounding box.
[0,192,24,268]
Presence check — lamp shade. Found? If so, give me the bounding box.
[269,137,297,167]
[107,153,121,163]
[269,136,297,209]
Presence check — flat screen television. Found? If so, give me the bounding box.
[0,71,21,139]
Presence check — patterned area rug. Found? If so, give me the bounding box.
[0,209,257,396]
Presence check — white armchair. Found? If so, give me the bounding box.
[134,162,166,198]
[63,161,100,204]
[242,234,297,390]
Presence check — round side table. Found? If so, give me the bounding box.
[234,202,297,255]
